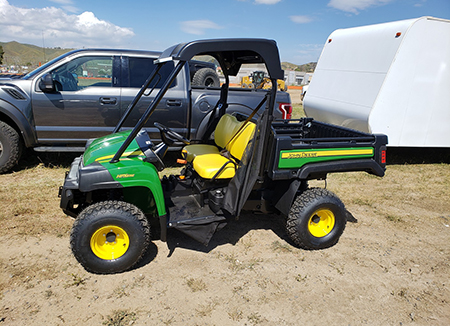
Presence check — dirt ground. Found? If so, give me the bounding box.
[1,150,449,324]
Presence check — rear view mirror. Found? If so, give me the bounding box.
[39,73,56,92]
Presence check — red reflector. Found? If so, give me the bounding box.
[395,32,402,38]
[328,38,332,43]
[381,150,386,164]
[279,103,293,120]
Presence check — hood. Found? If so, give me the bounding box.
[83,130,143,166]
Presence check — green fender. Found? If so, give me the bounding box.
[101,158,166,217]
[82,129,166,217]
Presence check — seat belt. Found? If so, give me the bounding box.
[203,83,228,141]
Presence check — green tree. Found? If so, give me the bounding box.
[0,46,4,65]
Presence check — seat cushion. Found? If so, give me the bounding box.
[193,153,236,179]
[182,144,219,162]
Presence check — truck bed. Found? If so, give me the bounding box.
[269,118,387,180]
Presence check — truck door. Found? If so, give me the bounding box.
[32,55,121,144]
[120,56,189,142]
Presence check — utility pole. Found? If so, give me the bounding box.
[42,31,46,64]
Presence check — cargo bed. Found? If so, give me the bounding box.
[269,118,388,180]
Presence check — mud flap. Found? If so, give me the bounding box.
[273,179,302,216]
[172,217,227,246]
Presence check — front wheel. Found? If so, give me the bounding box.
[0,121,22,174]
[286,188,346,250]
[70,201,150,274]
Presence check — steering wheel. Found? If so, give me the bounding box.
[55,71,78,91]
[154,122,190,145]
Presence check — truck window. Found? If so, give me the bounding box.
[50,56,114,91]
[127,57,176,88]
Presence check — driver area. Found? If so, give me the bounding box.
[182,114,256,180]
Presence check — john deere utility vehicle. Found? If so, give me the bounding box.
[59,39,387,274]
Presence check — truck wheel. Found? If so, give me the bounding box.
[286,188,346,250]
[0,121,22,174]
[192,68,220,87]
[70,201,150,274]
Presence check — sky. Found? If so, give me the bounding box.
[0,0,449,65]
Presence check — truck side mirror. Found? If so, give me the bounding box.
[39,73,56,92]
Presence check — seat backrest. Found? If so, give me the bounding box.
[214,114,241,148]
[226,122,256,160]
[214,114,256,160]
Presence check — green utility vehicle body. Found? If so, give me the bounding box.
[59,39,387,274]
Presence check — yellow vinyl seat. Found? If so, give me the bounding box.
[182,114,242,162]
[192,119,256,179]
[181,144,220,162]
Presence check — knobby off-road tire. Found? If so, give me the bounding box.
[70,200,150,274]
[286,188,347,250]
[192,68,220,87]
[0,121,23,174]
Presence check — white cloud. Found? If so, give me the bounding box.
[180,20,222,35]
[0,0,134,48]
[254,0,282,4]
[328,0,393,14]
[290,15,313,24]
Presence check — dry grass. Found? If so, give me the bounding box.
[328,162,450,224]
[102,309,137,326]
[0,162,72,237]
[185,277,207,292]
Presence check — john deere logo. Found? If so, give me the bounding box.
[282,152,318,159]
[116,174,135,179]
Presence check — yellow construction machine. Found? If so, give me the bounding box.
[241,71,287,91]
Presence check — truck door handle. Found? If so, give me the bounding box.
[166,99,182,107]
[100,97,117,105]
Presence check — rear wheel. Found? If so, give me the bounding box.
[286,188,346,250]
[70,201,150,274]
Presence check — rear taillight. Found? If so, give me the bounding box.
[381,149,386,164]
[279,103,293,120]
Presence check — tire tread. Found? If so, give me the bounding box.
[70,200,150,274]
[0,121,22,174]
[286,187,346,250]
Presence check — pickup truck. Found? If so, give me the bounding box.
[0,48,292,173]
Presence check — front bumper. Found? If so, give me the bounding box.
[58,156,82,217]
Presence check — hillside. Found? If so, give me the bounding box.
[0,41,72,69]
[282,61,316,72]
[0,41,316,74]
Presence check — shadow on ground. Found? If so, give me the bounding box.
[14,149,81,171]
[387,147,450,164]
[13,149,183,172]
[163,212,289,256]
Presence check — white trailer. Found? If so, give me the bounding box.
[304,16,450,147]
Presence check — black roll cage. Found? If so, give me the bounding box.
[109,38,284,164]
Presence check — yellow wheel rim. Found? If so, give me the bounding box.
[90,225,129,260]
[308,209,335,238]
